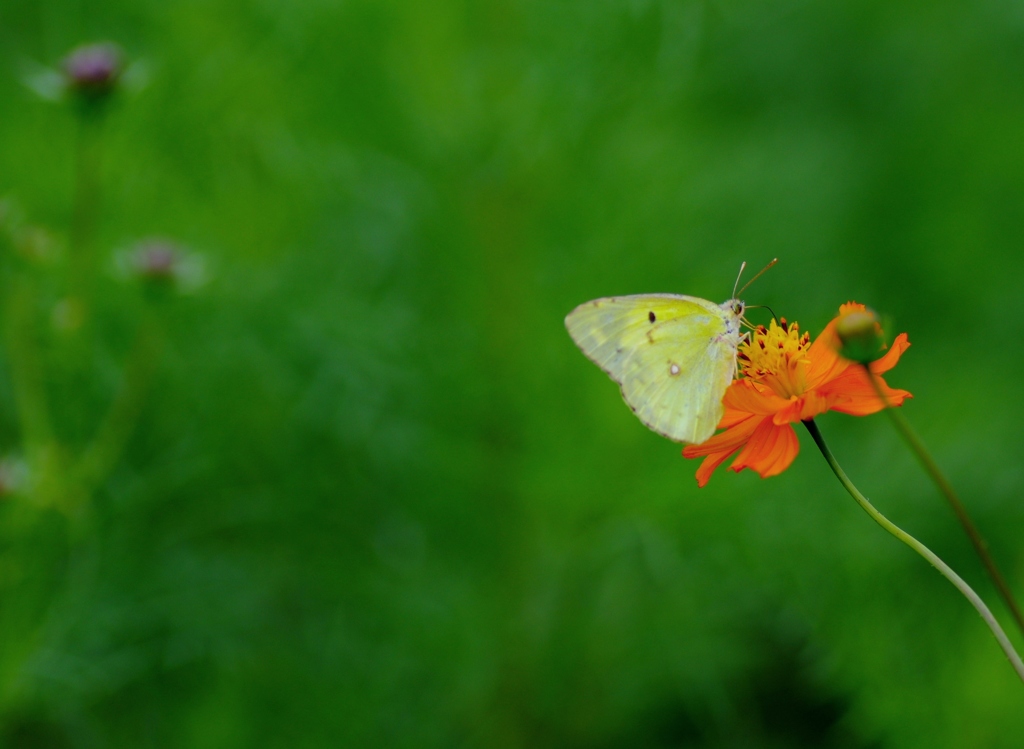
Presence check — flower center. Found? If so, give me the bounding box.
[738,318,812,398]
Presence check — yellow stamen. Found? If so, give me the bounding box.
[739,318,812,398]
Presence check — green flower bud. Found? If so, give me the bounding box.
[835,308,885,364]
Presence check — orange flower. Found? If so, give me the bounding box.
[683,303,911,487]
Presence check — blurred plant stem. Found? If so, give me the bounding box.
[73,308,162,497]
[68,111,104,324]
[862,364,1024,641]
[0,51,165,518]
[4,256,163,513]
[803,418,1024,685]
[5,274,63,506]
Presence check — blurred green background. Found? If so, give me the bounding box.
[0,0,1023,746]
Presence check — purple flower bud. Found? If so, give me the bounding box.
[62,43,123,98]
[129,238,182,281]
[119,237,207,293]
[134,240,179,278]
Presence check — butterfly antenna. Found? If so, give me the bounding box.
[744,304,778,324]
[737,258,778,297]
[732,261,747,299]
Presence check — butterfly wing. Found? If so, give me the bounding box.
[565,294,741,444]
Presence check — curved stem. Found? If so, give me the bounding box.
[803,418,1024,685]
[862,364,1024,640]
[73,311,162,496]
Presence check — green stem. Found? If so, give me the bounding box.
[72,312,162,496]
[5,275,64,507]
[803,418,1024,684]
[6,277,53,450]
[862,365,1024,640]
[68,112,104,325]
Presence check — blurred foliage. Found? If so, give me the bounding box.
[0,0,1021,746]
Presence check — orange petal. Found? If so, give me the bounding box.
[805,302,876,389]
[838,301,868,316]
[805,328,851,389]
[683,414,763,487]
[869,333,910,374]
[771,390,830,425]
[716,383,757,429]
[761,424,800,476]
[683,413,760,457]
[728,419,800,478]
[722,379,789,415]
[692,449,738,488]
[719,408,750,429]
[815,366,912,416]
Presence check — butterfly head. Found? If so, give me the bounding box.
[719,298,746,339]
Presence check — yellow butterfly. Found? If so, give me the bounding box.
[565,261,775,445]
